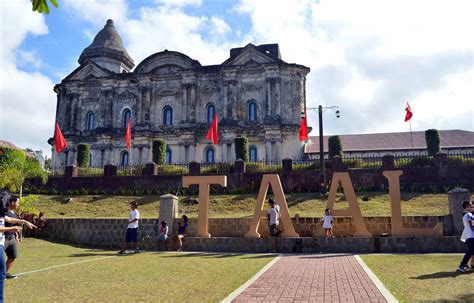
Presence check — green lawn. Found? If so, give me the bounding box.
[361,254,474,302]
[6,238,274,302]
[29,192,449,218]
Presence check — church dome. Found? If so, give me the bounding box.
[78,19,134,71]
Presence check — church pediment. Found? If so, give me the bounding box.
[118,90,136,99]
[222,44,278,66]
[64,61,113,81]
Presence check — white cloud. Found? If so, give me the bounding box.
[235,0,474,135]
[0,0,56,154]
[62,0,128,26]
[155,0,202,7]
[121,5,234,65]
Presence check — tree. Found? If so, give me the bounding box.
[0,147,47,195]
[328,135,343,158]
[234,137,249,162]
[425,129,440,156]
[77,144,90,167]
[152,140,166,165]
[32,0,58,14]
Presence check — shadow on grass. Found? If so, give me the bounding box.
[65,252,119,257]
[160,252,272,259]
[411,270,474,280]
[298,253,354,259]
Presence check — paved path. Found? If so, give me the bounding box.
[232,254,389,303]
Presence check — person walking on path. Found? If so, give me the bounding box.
[457,200,474,273]
[321,208,335,238]
[118,202,140,254]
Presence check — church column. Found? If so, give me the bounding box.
[137,89,143,124]
[275,79,281,116]
[230,141,236,161]
[189,144,195,162]
[144,88,151,125]
[181,85,187,122]
[221,143,227,163]
[265,141,272,162]
[223,83,228,118]
[266,80,272,115]
[190,84,196,122]
[275,141,282,162]
[179,144,185,163]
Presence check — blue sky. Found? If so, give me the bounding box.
[1,0,473,157]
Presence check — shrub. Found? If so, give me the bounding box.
[77,144,90,167]
[409,156,434,167]
[234,137,249,162]
[152,140,166,165]
[425,129,440,156]
[328,135,343,158]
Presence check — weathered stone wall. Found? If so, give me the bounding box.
[186,216,452,237]
[181,236,466,253]
[34,215,453,251]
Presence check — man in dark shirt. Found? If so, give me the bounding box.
[4,196,21,279]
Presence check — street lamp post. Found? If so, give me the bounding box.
[308,105,340,186]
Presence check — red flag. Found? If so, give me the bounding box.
[54,122,67,153]
[206,113,218,144]
[299,109,308,142]
[125,119,131,149]
[404,102,413,122]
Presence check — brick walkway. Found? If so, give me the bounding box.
[232,254,388,303]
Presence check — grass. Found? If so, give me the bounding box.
[28,192,449,219]
[361,254,474,302]
[6,238,274,302]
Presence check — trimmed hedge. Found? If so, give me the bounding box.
[234,137,249,162]
[152,140,166,165]
[77,144,90,167]
[425,129,440,156]
[328,135,343,158]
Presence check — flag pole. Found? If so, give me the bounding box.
[409,120,414,150]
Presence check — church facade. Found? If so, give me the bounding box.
[52,20,310,167]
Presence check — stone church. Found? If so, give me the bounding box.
[52,20,309,167]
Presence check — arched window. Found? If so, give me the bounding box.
[122,109,131,128]
[166,148,172,164]
[205,148,215,163]
[249,146,258,162]
[248,101,257,122]
[163,106,173,125]
[206,104,215,124]
[121,151,129,166]
[86,112,95,130]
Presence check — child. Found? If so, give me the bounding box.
[169,215,188,251]
[157,221,168,250]
[321,208,334,238]
[457,201,474,273]
[118,202,140,254]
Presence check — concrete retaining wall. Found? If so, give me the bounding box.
[32,216,463,253]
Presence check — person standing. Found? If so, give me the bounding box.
[0,192,23,302]
[4,195,21,279]
[457,201,474,273]
[267,198,281,252]
[119,202,140,254]
[321,208,335,238]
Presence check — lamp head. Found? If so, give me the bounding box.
[335,110,340,118]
